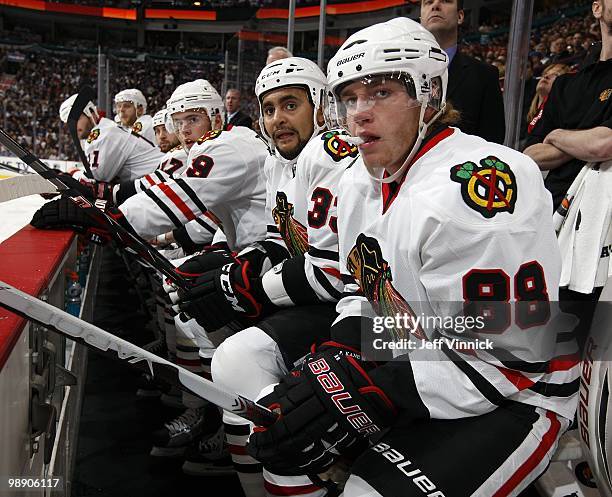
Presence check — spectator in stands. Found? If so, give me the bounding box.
[524,0,612,349]
[545,36,570,64]
[224,88,252,128]
[526,63,571,135]
[420,0,506,144]
[265,46,292,65]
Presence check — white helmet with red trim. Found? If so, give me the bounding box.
[326,17,449,183]
[59,93,98,124]
[164,79,223,133]
[255,57,326,153]
[152,109,167,129]
[114,88,147,113]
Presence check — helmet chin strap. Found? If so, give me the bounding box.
[366,101,445,184]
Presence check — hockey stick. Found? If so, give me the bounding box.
[0,280,344,494]
[0,161,29,175]
[0,127,189,291]
[0,280,277,426]
[67,85,96,179]
[0,175,57,203]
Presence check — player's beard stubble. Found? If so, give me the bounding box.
[275,128,310,161]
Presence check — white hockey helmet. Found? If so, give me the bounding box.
[114,88,147,113]
[164,79,223,133]
[59,93,98,124]
[152,109,168,129]
[326,17,449,183]
[255,57,327,151]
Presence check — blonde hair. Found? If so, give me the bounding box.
[437,101,461,127]
[527,64,570,122]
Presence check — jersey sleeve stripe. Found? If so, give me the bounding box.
[308,247,339,262]
[312,266,343,300]
[155,170,168,182]
[144,174,156,186]
[547,354,580,372]
[144,188,182,227]
[442,344,506,406]
[174,178,208,215]
[528,378,579,397]
[157,183,196,221]
[320,266,342,280]
[281,257,321,305]
[195,217,217,234]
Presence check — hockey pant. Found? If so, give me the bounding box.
[343,403,571,497]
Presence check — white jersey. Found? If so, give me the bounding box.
[260,130,360,305]
[131,145,189,194]
[83,117,163,182]
[335,127,578,421]
[114,144,216,248]
[119,126,268,251]
[131,114,156,145]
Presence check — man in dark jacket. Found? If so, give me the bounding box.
[421,0,506,143]
[224,88,253,129]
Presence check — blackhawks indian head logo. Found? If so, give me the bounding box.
[273,191,308,256]
[347,233,425,340]
[450,156,517,218]
[321,131,359,162]
[87,129,100,143]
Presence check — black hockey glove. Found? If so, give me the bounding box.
[46,170,113,203]
[175,258,273,330]
[164,244,234,298]
[174,245,234,279]
[87,180,114,204]
[246,343,397,476]
[31,195,117,244]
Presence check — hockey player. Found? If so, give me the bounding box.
[58,93,163,183]
[246,18,580,497]
[114,88,156,144]
[38,80,267,252]
[168,57,359,495]
[32,79,269,469]
[153,109,181,155]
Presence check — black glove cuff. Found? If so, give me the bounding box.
[114,180,137,206]
[172,225,199,254]
[330,316,374,351]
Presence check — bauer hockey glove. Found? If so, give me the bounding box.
[246,345,397,476]
[175,258,273,331]
[31,195,121,244]
[164,244,234,297]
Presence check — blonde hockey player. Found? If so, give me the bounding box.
[247,17,579,497]
[114,88,156,144]
[58,93,163,183]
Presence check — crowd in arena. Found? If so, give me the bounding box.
[0,1,599,161]
[47,0,380,8]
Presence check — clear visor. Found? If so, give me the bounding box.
[325,73,421,134]
[171,110,210,132]
[114,100,137,114]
